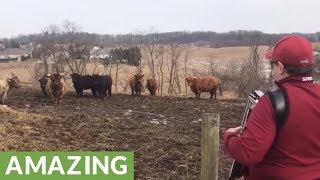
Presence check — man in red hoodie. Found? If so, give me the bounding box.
[223,36,320,180]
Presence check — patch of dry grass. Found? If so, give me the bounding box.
[0,105,50,151]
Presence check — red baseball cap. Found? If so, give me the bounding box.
[265,36,313,67]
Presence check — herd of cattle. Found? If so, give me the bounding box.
[0,73,222,105]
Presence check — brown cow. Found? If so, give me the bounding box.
[0,73,21,104]
[45,73,67,104]
[146,78,158,96]
[185,76,222,99]
[128,74,144,95]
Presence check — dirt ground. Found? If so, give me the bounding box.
[0,86,246,179]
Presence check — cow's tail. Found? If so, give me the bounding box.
[218,81,222,96]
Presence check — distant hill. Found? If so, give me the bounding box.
[1,30,320,48]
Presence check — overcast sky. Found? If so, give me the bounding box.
[1,0,319,38]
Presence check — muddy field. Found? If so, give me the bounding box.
[1,87,246,179]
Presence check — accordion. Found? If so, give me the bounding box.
[228,90,264,180]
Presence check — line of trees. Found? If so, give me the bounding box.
[105,47,142,66]
[3,30,320,49]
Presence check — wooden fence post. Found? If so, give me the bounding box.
[201,113,220,180]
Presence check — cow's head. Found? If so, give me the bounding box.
[38,75,50,89]
[134,74,144,84]
[147,78,156,86]
[7,73,21,89]
[50,73,63,86]
[70,73,81,83]
[185,77,198,87]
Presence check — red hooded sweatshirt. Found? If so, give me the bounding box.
[223,76,320,180]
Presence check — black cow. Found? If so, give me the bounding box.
[38,74,50,96]
[70,73,98,97]
[92,74,112,97]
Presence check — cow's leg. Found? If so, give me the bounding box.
[3,91,8,104]
[102,88,107,97]
[78,89,83,97]
[57,91,64,104]
[2,92,7,104]
[0,92,4,104]
[212,88,217,100]
[108,88,112,97]
[195,92,200,99]
[53,94,57,104]
[52,97,56,104]
[91,88,97,97]
[210,90,214,99]
[93,91,98,97]
[50,95,55,104]
[214,89,217,100]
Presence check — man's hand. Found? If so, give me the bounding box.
[226,126,244,136]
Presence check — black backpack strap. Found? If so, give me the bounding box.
[266,88,288,132]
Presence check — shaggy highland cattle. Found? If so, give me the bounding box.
[146,78,158,96]
[92,74,113,97]
[185,76,222,99]
[70,73,113,98]
[0,73,21,104]
[129,74,144,95]
[45,73,67,104]
[38,74,50,96]
[70,73,97,97]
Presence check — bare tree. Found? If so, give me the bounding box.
[144,38,159,78]
[156,45,165,94]
[237,42,267,98]
[39,20,90,75]
[135,44,144,75]
[183,48,190,95]
[174,58,182,94]
[207,55,216,76]
[39,25,61,74]
[114,61,120,93]
[167,43,182,94]
[104,61,113,75]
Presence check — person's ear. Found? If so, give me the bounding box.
[278,62,286,75]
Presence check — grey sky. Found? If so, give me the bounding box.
[1,0,319,38]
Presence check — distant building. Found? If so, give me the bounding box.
[0,48,31,63]
[90,47,111,59]
[0,44,5,51]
